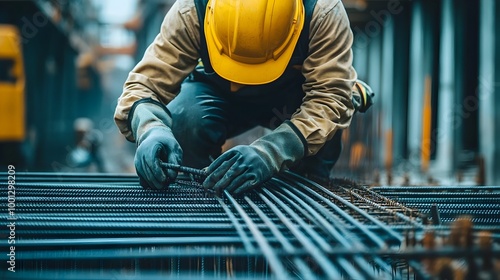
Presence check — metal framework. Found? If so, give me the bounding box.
[1,172,499,279]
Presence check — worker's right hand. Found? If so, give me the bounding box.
[134,126,183,190]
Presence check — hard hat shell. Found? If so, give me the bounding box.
[204,0,305,85]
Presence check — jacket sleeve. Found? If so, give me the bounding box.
[114,0,200,142]
[290,0,357,156]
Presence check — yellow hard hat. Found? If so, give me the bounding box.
[204,0,305,85]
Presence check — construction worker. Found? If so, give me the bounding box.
[68,118,105,173]
[114,0,374,194]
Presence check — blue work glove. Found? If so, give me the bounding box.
[203,121,306,195]
[130,99,183,190]
[135,126,182,189]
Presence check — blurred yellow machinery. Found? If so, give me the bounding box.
[0,25,25,141]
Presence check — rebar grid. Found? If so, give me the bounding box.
[372,185,500,228]
[1,172,499,279]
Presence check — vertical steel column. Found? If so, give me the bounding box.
[434,0,456,176]
[352,19,369,80]
[391,3,411,169]
[407,0,425,170]
[380,17,395,171]
[494,1,500,185]
[367,28,384,170]
[479,0,500,185]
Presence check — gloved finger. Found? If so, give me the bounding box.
[138,164,158,190]
[138,174,152,190]
[162,164,178,183]
[224,170,251,194]
[143,158,167,190]
[165,150,182,181]
[233,178,260,195]
[206,150,237,174]
[213,161,247,195]
[203,154,239,190]
[134,155,151,189]
[152,145,176,188]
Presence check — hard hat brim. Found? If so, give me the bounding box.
[206,43,298,85]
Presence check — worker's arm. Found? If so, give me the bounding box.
[114,0,200,189]
[292,0,356,156]
[114,0,200,142]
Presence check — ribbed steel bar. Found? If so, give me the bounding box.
[372,185,500,192]
[12,215,231,222]
[0,182,139,188]
[15,247,265,260]
[257,190,341,279]
[6,172,138,183]
[276,183,393,277]
[377,186,500,227]
[274,188,383,279]
[401,203,500,210]
[225,191,290,280]
[291,181,407,277]
[3,271,263,280]
[244,196,317,280]
[12,246,500,261]
[2,219,233,229]
[284,172,403,245]
[373,192,500,198]
[10,230,242,238]
[341,187,424,228]
[216,196,256,254]
[9,237,245,247]
[270,189,367,279]
[386,197,500,204]
[282,177,390,248]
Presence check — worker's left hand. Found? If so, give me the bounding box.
[203,145,274,195]
[203,121,306,195]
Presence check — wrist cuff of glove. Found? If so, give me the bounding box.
[251,120,308,172]
[128,98,173,143]
[137,125,175,146]
[282,120,308,158]
[353,81,374,113]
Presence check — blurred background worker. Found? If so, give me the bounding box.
[114,0,374,194]
[67,118,105,173]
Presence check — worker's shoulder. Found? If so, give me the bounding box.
[175,0,197,15]
[313,0,345,19]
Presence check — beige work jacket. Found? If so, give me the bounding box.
[114,0,357,156]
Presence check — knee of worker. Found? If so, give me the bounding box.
[292,131,344,178]
[170,107,227,153]
[304,130,344,169]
